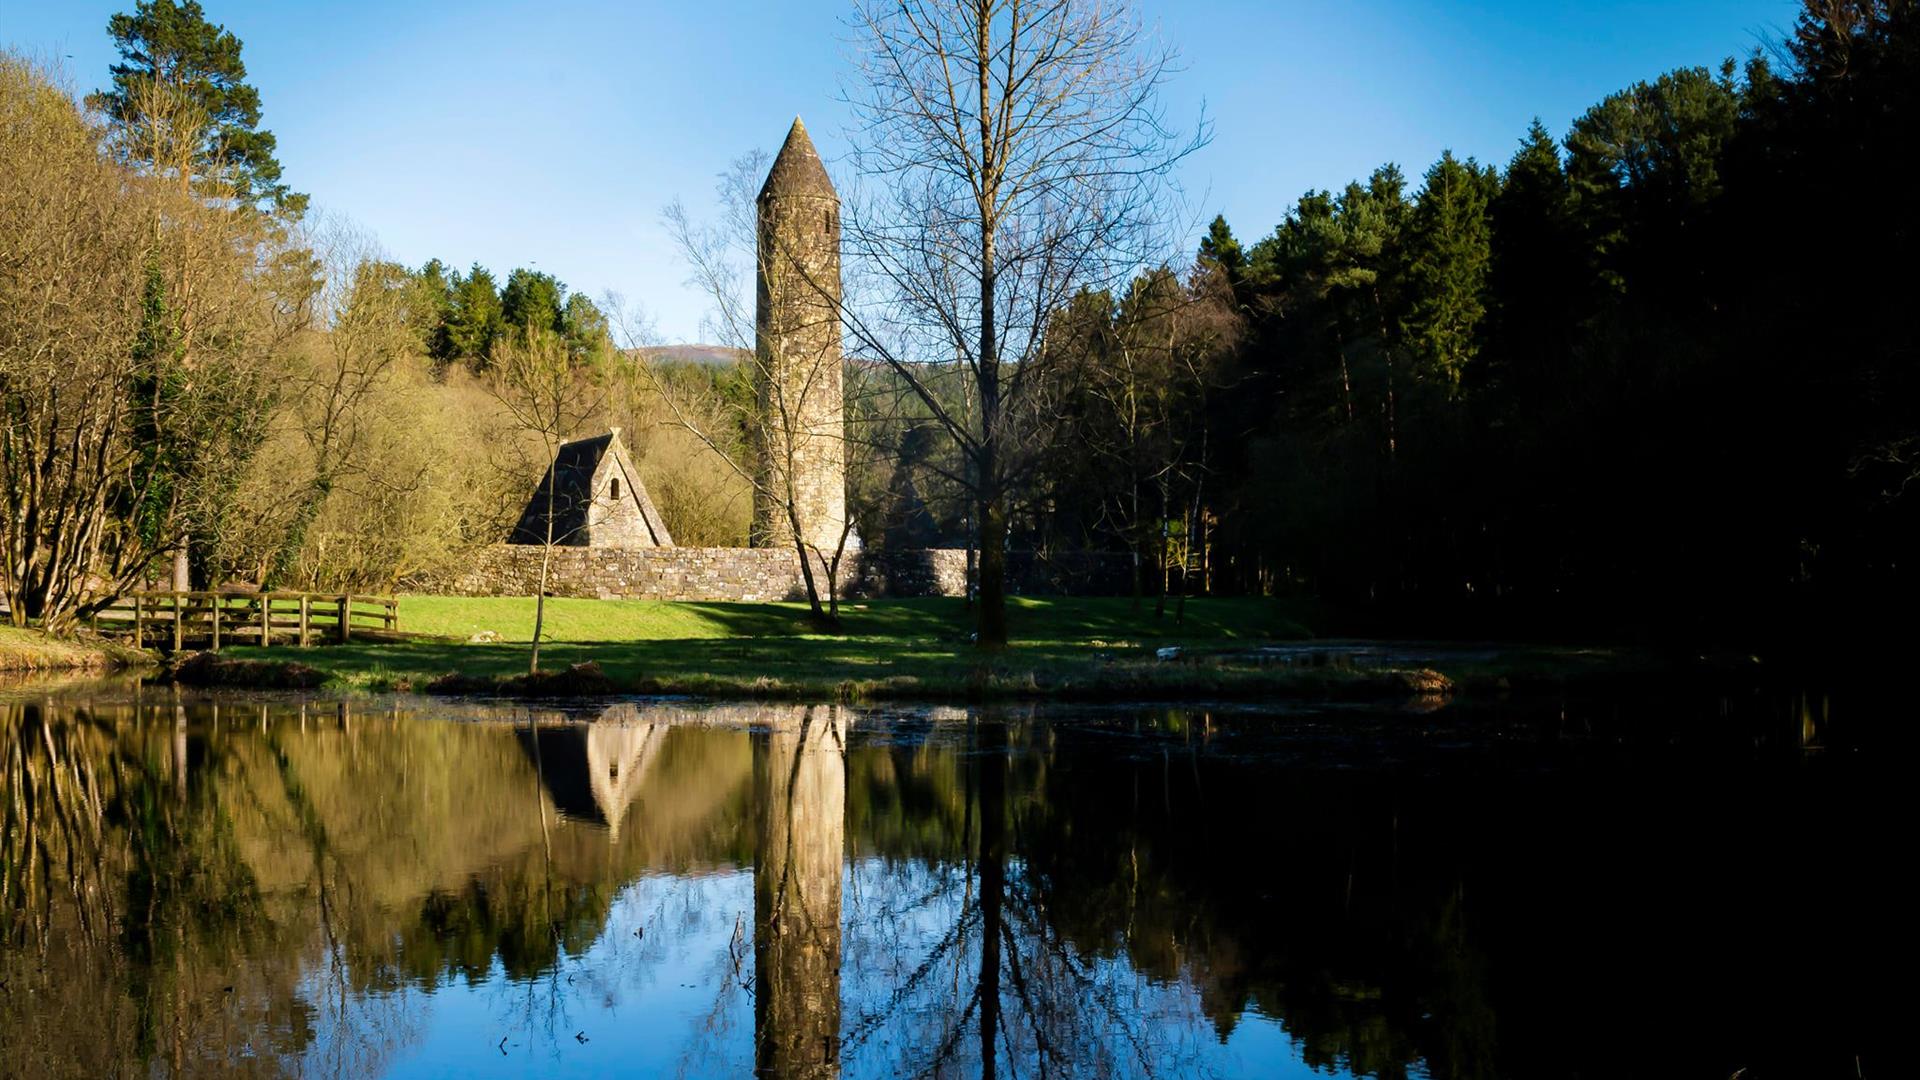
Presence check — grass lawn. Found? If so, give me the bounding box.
[393,594,1312,645]
[213,595,1411,701]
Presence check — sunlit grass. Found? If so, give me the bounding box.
[217,596,1343,701]
[0,626,143,673]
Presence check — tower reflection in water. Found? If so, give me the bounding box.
[753,706,847,1079]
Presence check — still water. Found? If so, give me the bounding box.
[0,683,1889,1078]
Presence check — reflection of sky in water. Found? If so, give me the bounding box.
[363,872,756,1079]
[324,862,1339,1080]
[1,690,1880,1078]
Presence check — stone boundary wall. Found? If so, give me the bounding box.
[441,545,1131,601]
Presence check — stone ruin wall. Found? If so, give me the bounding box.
[442,545,1130,601]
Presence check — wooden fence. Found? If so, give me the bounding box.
[91,592,398,652]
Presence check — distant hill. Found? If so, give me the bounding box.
[627,344,896,374]
[636,344,748,367]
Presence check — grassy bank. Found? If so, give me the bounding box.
[216,595,1429,701]
[200,595,1693,702]
[0,626,147,674]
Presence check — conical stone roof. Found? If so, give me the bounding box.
[759,117,837,201]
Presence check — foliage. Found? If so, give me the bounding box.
[1399,152,1497,391]
[1181,1,1920,642]
[88,0,304,214]
[443,263,505,370]
[0,54,277,631]
[844,0,1206,644]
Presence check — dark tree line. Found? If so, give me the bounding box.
[410,261,613,372]
[964,0,1915,642]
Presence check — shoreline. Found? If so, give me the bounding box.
[0,626,151,675]
[4,598,1748,706]
[150,639,1715,707]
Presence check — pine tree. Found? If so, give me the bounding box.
[87,0,303,214]
[416,258,458,366]
[500,268,566,338]
[1486,120,1580,400]
[446,265,504,370]
[1400,151,1496,392]
[1198,214,1247,304]
[560,292,612,363]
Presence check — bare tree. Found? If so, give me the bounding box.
[261,223,418,586]
[489,326,603,672]
[841,0,1205,644]
[0,55,276,632]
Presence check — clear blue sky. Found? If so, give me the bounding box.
[7,0,1797,343]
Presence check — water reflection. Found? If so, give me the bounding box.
[0,685,1889,1078]
[755,707,845,1078]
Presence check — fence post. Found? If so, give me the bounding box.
[172,593,183,653]
[339,595,351,644]
[299,596,311,647]
[258,595,270,646]
[211,596,221,652]
[134,594,144,648]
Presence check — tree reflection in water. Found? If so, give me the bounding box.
[0,686,1889,1078]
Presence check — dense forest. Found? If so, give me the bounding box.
[2,0,1913,647]
[1008,1,1918,643]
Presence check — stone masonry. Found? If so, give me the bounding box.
[444,546,1131,601]
[751,117,847,553]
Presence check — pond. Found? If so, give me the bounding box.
[0,682,1890,1078]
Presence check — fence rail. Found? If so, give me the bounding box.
[90,592,398,651]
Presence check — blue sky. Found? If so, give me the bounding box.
[7,1,1798,342]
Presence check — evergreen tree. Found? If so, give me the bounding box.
[1198,214,1248,305]
[446,265,504,370]
[416,258,457,365]
[500,268,565,338]
[1564,66,1738,301]
[560,292,612,363]
[87,0,304,214]
[1399,151,1497,392]
[1486,121,1579,401]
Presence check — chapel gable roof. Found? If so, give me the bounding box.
[509,430,672,547]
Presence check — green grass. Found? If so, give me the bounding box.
[0,626,146,673]
[394,594,1313,646]
[219,595,1371,701]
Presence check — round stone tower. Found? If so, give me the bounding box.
[752,117,847,552]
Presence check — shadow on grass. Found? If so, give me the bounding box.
[219,597,1325,700]
[639,596,1313,645]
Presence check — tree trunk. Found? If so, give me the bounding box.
[974,36,1008,648]
[1373,286,1399,461]
[532,447,558,675]
[975,303,1007,644]
[1178,432,1209,625]
[964,475,977,613]
[1130,477,1144,610]
[1154,477,1170,619]
[824,516,856,623]
[786,502,831,628]
[976,715,1006,1080]
[977,491,1009,647]
[531,544,549,675]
